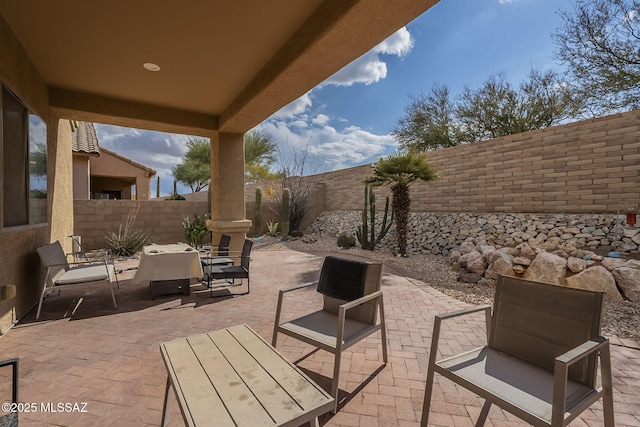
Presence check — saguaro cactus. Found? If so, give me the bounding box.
[356,185,392,250]
[281,188,290,241]
[254,187,262,236]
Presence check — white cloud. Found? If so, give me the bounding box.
[324,52,388,86]
[272,92,312,119]
[373,27,414,57]
[312,114,330,126]
[323,27,413,87]
[257,117,397,173]
[258,27,412,172]
[498,0,514,3]
[306,126,397,170]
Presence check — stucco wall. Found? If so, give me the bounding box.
[309,110,640,215]
[73,154,91,199]
[0,15,73,332]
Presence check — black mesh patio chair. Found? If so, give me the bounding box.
[207,239,253,297]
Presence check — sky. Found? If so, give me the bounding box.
[95,0,575,196]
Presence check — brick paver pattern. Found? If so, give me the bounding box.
[0,249,637,426]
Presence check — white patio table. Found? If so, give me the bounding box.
[132,244,203,297]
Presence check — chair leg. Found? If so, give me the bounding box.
[422,316,444,425]
[36,281,49,320]
[109,282,117,309]
[600,343,615,427]
[331,353,341,413]
[421,364,435,426]
[379,296,388,363]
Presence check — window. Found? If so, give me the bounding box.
[2,85,47,227]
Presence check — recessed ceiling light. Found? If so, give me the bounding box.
[143,62,160,72]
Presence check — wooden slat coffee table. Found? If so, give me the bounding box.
[160,324,334,427]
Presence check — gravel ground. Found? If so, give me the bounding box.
[253,235,639,341]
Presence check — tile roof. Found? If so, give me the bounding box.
[71,121,100,155]
[70,121,156,176]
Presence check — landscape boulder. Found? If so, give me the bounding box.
[564,266,622,301]
[458,251,487,276]
[567,256,587,273]
[485,252,514,280]
[611,267,640,302]
[524,252,567,285]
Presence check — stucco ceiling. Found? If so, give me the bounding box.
[0,0,439,135]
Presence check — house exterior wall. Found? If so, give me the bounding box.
[89,150,152,200]
[0,15,73,333]
[73,155,91,200]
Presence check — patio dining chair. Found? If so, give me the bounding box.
[36,241,119,320]
[272,256,387,413]
[200,234,233,286]
[422,275,614,427]
[206,238,253,297]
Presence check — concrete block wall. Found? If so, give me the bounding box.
[73,111,640,250]
[74,200,210,251]
[317,110,640,214]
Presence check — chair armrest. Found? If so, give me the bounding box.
[551,336,609,425]
[333,291,386,351]
[278,281,318,295]
[436,304,492,320]
[339,290,383,311]
[273,281,319,345]
[428,305,492,370]
[556,336,608,365]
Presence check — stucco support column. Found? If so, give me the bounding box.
[206,132,251,254]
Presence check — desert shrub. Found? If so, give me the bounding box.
[105,205,149,257]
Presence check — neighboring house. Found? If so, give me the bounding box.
[72,122,156,200]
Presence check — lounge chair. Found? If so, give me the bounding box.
[272,256,387,413]
[36,241,118,319]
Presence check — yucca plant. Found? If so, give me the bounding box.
[105,205,149,257]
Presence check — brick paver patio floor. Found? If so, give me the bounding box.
[0,248,637,426]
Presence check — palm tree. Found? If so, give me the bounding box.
[364,152,437,256]
[244,130,278,183]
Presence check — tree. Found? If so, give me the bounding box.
[553,0,640,115]
[364,152,437,256]
[244,130,278,183]
[173,138,210,192]
[456,70,577,142]
[395,70,577,150]
[273,141,323,233]
[393,84,462,152]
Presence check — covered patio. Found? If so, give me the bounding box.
[1,248,638,426]
[0,0,440,333]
